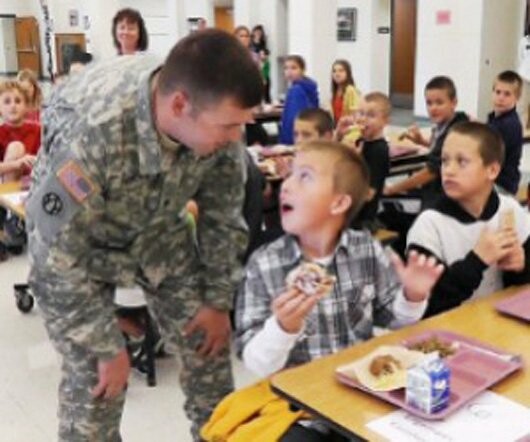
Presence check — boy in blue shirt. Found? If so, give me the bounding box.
[487,70,524,195]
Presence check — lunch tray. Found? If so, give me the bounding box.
[335,330,523,420]
[495,289,530,322]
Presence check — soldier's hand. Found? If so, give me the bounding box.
[183,306,231,358]
[91,348,130,400]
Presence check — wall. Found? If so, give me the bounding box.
[414,0,525,119]
[371,0,391,93]
[0,1,33,15]
[414,0,484,118]
[477,0,525,119]
[287,0,337,105]
[336,0,372,95]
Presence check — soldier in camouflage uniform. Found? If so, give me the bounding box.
[26,29,262,441]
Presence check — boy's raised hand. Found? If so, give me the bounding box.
[390,250,444,303]
[335,115,356,141]
[473,226,516,266]
[404,124,425,145]
[272,288,321,334]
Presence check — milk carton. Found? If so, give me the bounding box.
[405,357,451,414]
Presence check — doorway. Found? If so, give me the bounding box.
[15,16,42,76]
[214,7,234,33]
[390,0,417,108]
[55,33,86,74]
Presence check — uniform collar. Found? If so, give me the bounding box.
[135,67,163,175]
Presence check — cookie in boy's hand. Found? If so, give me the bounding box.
[286,262,336,297]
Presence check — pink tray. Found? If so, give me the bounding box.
[389,145,420,158]
[336,330,523,420]
[495,289,530,322]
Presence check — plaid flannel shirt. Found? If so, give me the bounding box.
[235,229,404,369]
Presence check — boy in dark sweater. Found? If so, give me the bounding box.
[407,122,530,318]
[487,70,524,195]
[384,76,469,208]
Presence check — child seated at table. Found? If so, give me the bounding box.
[293,108,333,144]
[279,55,319,145]
[350,92,391,232]
[487,70,524,195]
[233,141,442,440]
[407,121,530,318]
[0,80,39,182]
[383,76,469,208]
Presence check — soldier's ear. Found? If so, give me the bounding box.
[170,90,190,117]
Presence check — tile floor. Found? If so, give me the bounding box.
[0,255,259,442]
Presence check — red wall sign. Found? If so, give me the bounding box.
[436,10,451,25]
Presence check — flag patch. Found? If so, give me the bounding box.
[56,160,96,203]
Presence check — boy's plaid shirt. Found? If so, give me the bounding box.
[235,230,404,368]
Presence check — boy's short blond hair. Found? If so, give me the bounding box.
[494,70,523,99]
[0,80,28,102]
[364,92,391,117]
[297,140,370,224]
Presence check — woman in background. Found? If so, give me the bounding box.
[112,8,148,55]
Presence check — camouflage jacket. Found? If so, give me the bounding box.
[26,55,247,358]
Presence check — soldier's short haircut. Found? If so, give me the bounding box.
[448,121,505,166]
[297,141,370,225]
[158,29,263,109]
[495,70,523,98]
[425,76,457,100]
[296,108,333,136]
[0,80,28,103]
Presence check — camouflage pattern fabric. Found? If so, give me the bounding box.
[26,55,247,441]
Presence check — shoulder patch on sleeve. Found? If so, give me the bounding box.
[56,160,96,203]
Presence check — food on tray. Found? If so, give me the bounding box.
[408,336,458,358]
[369,354,402,377]
[286,262,336,297]
[335,345,427,392]
[397,131,409,141]
[499,208,515,231]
